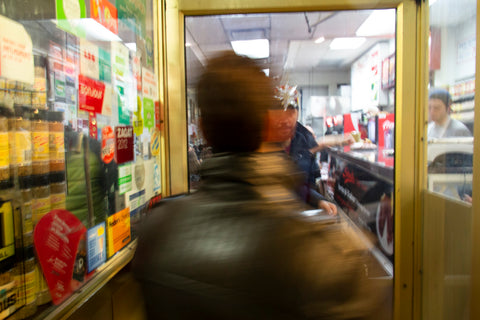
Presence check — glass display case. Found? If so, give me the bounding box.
[0,0,162,318]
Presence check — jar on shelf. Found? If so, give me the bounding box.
[13,246,37,319]
[0,184,17,318]
[31,174,50,227]
[10,106,33,178]
[50,171,66,210]
[0,259,17,318]
[48,111,65,173]
[0,105,13,183]
[18,176,34,238]
[31,109,49,163]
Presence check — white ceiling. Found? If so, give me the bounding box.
[185,1,476,86]
[185,9,395,86]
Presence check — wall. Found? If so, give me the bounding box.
[434,15,476,86]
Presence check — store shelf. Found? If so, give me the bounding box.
[32,240,137,320]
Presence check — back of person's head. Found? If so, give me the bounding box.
[197,51,275,152]
[429,88,452,109]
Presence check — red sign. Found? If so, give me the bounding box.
[377,113,395,149]
[78,74,105,114]
[33,209,87,305]
[90,0,118,35]
[115,126,134,164]
[102,126,115,164]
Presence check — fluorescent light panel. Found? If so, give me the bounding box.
[231,39,269,59]
[314,36,325,44]
[330,37,366,50]
[356,9,396,37]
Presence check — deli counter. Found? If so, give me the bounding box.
[322,146,394,275]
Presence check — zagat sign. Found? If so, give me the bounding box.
[115,125,134,164]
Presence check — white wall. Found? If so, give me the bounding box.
[434,15,476,86]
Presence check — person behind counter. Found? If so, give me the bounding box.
[133,51,383,320]
[428,88,472,138]
[280,103,353,214]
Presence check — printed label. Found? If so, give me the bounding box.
[32,131,49,161]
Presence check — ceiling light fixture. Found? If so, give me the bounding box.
[330,37,366,50]
[356,9,396,37]
[231,39,269,59]
[314,36,325,44]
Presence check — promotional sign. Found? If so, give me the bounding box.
[150,127,160,156]
[0,15,34,85]
[101,84,113,116]
[117,0,147,37]
[86,222,106,273]
[33,209,87,305]
[142,67,158,99]
[143,98,154,129]
[115,125,134,164]
[118,164,132,195]
[133,97,144,135]
[377,113,395,149]
[111,42,129,82]
[116,85,130,125]
[99,48,112,83]
[101,126,115,164]
[106,208,131,258]
[80,39,100,80]
[132,55,142,92]
[78,74,106,114]
[90,0,118,35]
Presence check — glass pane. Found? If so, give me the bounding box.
[423,0,476,318]
[186,10,395,319]
[0,0,159,316]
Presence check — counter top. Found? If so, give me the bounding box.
[327,147,394,184]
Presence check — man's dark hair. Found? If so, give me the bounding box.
[197,51,275,152]
[429,88,452,109]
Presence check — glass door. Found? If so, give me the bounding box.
[421,0,478,319]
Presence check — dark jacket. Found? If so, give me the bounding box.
[288,122,326,207]
[133,152,382,319]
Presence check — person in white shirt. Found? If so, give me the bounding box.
[428,88,472,138]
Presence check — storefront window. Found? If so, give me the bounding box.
[0,0,160,317]
[185,9,395,319]
[422,0,476,318]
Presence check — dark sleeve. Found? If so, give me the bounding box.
[283,220,387,319]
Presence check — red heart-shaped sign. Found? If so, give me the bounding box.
[33,209,87,305]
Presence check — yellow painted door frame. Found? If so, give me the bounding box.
[162,1,420,319]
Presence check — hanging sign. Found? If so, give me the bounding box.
[78,74,106,114]
[0,15,34,85]
[33,209,87,305]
